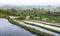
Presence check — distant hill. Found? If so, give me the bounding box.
[0,5,57,10]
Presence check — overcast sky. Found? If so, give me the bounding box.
[0,0,60,6]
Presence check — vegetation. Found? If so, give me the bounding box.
[0,12,8,18]
[0,8,60,23]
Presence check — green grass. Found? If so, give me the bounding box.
[24,22,60,34]
[0,12,9,18]
[13,18,23,21]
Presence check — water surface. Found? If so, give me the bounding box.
[0,18,36,36]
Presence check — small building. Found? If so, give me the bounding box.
[25,16,30,20]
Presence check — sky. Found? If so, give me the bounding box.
[0,0,60,6]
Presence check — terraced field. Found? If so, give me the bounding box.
[12,20,60,36]
[9,16,60,36]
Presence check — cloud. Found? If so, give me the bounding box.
[0,0,60,6]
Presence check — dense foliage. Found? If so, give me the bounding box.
[0,8,60,23]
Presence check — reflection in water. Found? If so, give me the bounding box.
[0,18,36,36]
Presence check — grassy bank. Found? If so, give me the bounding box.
[0,12,9,18]
[24,22,60,34]
[8,18,54,36]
